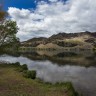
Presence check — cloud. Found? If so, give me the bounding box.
[8,0,96,41]
[48,0,58,2]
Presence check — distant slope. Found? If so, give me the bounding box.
[20,31,96,50]
[37,43,62,49]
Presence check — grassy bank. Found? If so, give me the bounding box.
[0,63,78,96]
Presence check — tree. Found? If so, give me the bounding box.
[0,20,19,46]
[0,8,19,48]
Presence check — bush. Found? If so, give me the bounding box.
[18,64,28,72]
[14,62,20,66]
[24,70,36,79]
[21,64,28,70]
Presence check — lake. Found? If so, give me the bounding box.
[0,50,96,96]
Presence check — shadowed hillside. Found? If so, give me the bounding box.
[20,31,96,50]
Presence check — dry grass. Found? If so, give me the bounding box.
[0,64,77,96]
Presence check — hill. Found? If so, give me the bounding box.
[20,31,96,50]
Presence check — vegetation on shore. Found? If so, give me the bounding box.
[0,6,20,52]
[0,63,79,96]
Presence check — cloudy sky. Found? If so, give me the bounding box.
[2,0,96,41]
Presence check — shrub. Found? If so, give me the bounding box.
[18,64,28,72]
[21,64,28,70]
[24,70,36,79]
[15,62,20,66]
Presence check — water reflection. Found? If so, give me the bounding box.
[0,50,96,96]
[21,50,96,67]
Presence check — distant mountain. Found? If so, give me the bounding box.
[20,31,96,50]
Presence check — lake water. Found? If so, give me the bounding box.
[0,50,96,96]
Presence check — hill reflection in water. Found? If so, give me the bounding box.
[21,50,96,67]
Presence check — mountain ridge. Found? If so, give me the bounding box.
[20,31,96,50]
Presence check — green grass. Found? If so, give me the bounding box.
[0,63,78,96]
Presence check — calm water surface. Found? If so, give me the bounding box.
[0,51,96,96]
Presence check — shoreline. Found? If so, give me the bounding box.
[0,63,78,96]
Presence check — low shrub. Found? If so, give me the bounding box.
[17,64,28,72]
[21,64,28,70]
[24,70,36,79]
[14,62,20,66]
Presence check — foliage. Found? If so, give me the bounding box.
[0,8,20,51]
[17,64,28,72]
[14,62,20,66]
[0,20,19,46]
[21,64,28,71]
[24,70,36,79]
